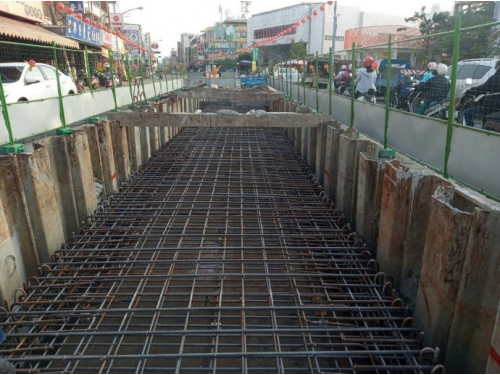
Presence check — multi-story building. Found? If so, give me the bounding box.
[199,19,247,61]
[178,33,194,63]
[247,3,415,62]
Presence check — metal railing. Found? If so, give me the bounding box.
[0,40,188,151]
[269,17,500,201]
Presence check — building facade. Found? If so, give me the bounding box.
[247,3,413,60]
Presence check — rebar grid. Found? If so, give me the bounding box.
[0,128,441,374]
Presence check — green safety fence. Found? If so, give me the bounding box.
[0,39,188,152]
[271,15,500,201]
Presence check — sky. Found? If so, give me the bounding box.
[113,0,456,55]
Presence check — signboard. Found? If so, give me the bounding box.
[65,15,102,46]
[109,13,124,29]
[69,1,84,13]
[252,48,259,61]
[0,1,43,22]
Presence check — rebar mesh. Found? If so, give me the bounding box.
[0,128,440,374]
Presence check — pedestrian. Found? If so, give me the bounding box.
[463,60,500,126]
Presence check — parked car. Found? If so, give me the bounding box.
[273,67,300,83]
[0,62,77,103]
[452,58,500,102]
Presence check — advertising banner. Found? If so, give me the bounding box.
[65,15,102,46]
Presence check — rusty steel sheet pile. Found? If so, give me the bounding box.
[0,128,442,373]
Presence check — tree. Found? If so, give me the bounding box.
[406,2,499,63]
[288,40,307,60]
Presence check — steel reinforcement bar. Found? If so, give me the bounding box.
[0,127,443,373]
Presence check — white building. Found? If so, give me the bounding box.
[247,2,414,58]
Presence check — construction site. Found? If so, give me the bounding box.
[0,85,498,374]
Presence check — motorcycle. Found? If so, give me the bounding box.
[455,91,500,126]
[76,69,99,92]
[390,79,419,111]
[356,88,376,103]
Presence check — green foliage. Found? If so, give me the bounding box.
[288,40,307,60]
[406,2,499,63]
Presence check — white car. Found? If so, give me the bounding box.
[0,62,77,103]
[273,67,300,82]
[452,58,500,102]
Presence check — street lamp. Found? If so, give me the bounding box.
[122,6,143,14]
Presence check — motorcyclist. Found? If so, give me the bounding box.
[334,64,351,93]
[422,62,437,82]
[392,73,414,109]
[354,56,377,98]
[463,60,500,126]
[415,63,450,115]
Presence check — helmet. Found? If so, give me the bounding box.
[341,64,347,70]
[436,63,447,76]
[363,56,375,68]
[427,62,437,71]
[103,62,110,69]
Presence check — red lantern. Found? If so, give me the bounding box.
[97,62,103,69]
[96,22,102,28]
[313,10,318,16]
[131,64,137,70]
[55,2,64,11]
[28,59,36,67]
[307,15,312,20]
[327,1,333,4]
[320,5,325,11]
[91,20,96,26]
[83,17,90,23]
[301,19,306,24]
[75,13,82,20]
[67,7,74,14]
[287,27,292,33]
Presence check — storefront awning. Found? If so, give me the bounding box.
[0,15,79,49]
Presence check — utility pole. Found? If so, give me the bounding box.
[331,1,337,55]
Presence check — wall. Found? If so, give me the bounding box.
[282,97,500,374]
[0,78,184,145]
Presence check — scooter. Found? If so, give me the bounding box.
[356,88,376,103]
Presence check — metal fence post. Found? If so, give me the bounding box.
[444,16,462,178]
[125,54,133,102]
[53,42,71,135]
[303,54,306,105]
[165,63,169,92]
[328,47,333,116]
[350,42,356,128]
[157,62,163,95]
[380,35,395,158]
[315,52,319,113]
[84,46,94,95]
[0,75,24,154]
[108,50,119,112]
[151,64,158,100]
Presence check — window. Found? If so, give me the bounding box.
[25,66,45,83]
[474,65,492,79]
[456,64,478,79]
[39,65,57,80]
